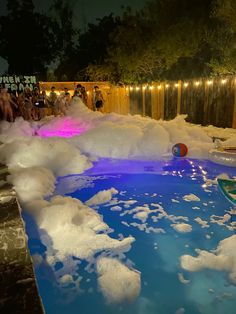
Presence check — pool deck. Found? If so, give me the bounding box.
[0,164,44,313]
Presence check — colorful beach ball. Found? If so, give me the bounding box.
[172,143,188,157]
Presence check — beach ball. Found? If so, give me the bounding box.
[172,143,188,157]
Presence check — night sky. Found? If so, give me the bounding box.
[1,0,147,28]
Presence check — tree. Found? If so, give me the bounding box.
[105,7,164,83]
[0,0,60,78]
[104,0,217,82]
[76,14,120,81]
[208,0,236,75]
[49,0,79,80]
[53,13,120,81]
[49,0,78,55]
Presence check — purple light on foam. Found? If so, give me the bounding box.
[37,117,91,138]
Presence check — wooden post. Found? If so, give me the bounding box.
[142,85,146,116]
[151,85,158,119]
[119,86,130,115]
[125,87,130,115]
[159,85,164,120]
[177,80,182,115]
[151,84,164,120]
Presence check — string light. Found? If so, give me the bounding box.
[124,77,228,92]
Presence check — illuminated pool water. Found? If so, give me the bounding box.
[23,158,236,314]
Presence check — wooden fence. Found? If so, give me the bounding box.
[39,76,236,128]
[39,81,130,115]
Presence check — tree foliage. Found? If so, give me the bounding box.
[0,0,60,78]
[208,0,236,74]
[97,0,236,82]
[53,13,119,81]
[103,0,216,82]
[49,0,79,80]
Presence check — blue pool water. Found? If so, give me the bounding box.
[23,158,236,314]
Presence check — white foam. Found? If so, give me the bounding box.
[178,272,190,284]
[59,274,74,284]
[210,214,231,227]
[172,223,192,233]
[86,188,118,206]
[183,194,200,202]
[134,211,149,223]
[2,102,236,162]
[96,257,141,304]
[0,117,35,143]
[172,199,180,203]
[110,205,122,211]
[32,196,135,261]
[0,137,92,176]
[194,217,209,228]
[180,234,236,284]
[8,166,55,203]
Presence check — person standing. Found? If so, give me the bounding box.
[93,85,104,111]
[54,92,70,116]
[32,88,40,120]
[0,88,15,122]
[73,84,88,105]
[47,86,58,116]
[23,88,33,120]
[37,90,47,120]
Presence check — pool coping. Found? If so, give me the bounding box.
[0,163,45,313]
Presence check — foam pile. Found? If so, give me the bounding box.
[180,235,236,284]
[31,196,135,261]
[96,257,141,303]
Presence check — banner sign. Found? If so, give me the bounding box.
[0,75,37,91]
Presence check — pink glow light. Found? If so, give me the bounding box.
[37,117,91,138]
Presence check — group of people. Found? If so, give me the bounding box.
[0,83,104,122]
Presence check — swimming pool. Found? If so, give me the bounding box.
[23,158,236,314]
